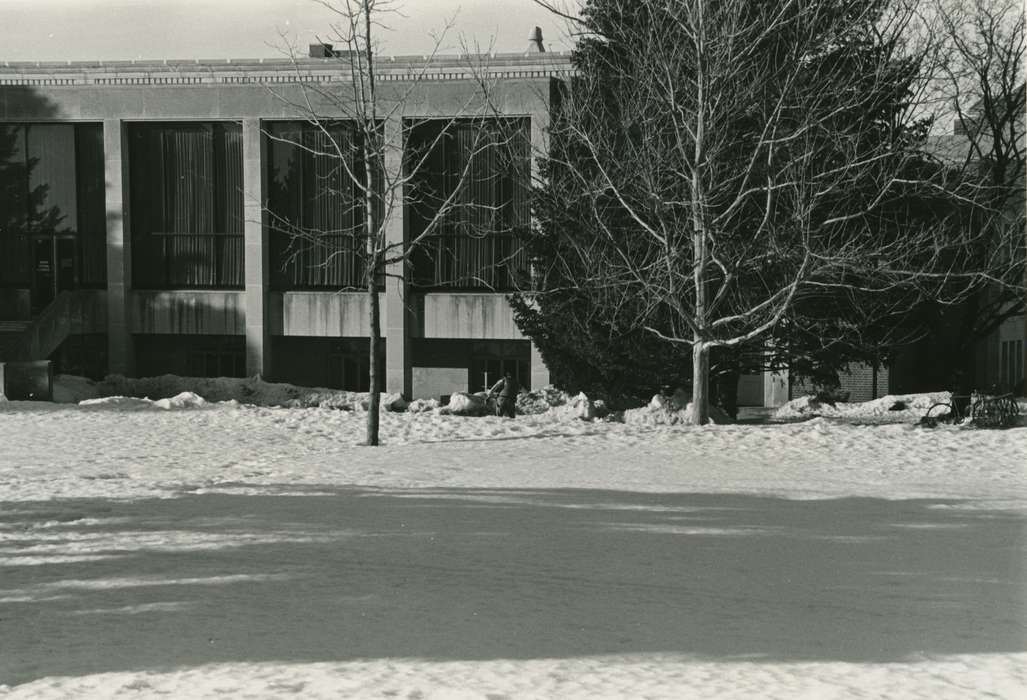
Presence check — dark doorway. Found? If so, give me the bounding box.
[31,234,77,312]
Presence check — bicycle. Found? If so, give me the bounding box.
[920,392,1021,429]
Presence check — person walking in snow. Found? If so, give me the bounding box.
[489,371,520,418]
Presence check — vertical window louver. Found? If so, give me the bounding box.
[268,122,368,290]
[410,117,530,290]
[130,122,244,289]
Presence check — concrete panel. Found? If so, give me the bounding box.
[0,86,79,120]
[412,367,468,400]
[736,373,764,407]
[130,291,245,335]
[422,293,523,340]
[141,87,225,119]
[271,291,381,337]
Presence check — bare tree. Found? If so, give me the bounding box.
[928,0,1025,390]
[266,0,527,444]
[531,0,1002,423]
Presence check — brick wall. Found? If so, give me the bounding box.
[791,362,890,402]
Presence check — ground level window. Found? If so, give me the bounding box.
[134,334,245,378]
[470,356,529,394]
[329,351,371,392]
[188,344,246,379]
[271,337,381,391]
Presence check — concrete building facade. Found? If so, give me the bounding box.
[0,52,571,398]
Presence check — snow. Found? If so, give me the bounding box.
[1,377,1025,698]
[773,392,955,423]
[440,391,491,416]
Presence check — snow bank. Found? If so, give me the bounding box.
[52,374,413,412]
[516,386,573,415]
[773,394,843,420]
[406,398,439,413]
[516,387,613,421]
[775,392,952,424]
[78,391,210,411]
[544,392,597,421]
[440,392,490,416]
[621,389,731,426]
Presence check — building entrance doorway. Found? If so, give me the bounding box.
[31,234,77,313]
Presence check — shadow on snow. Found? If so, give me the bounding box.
[1,487,1024,685]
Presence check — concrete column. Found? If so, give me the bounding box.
[529,340,550,390]
[763,368,789,408]
[527,95,552,391]
[383,117,411,398]
[242,119,271,378]
[103,119,132,376]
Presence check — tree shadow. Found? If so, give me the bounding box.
[1,487,1024,686]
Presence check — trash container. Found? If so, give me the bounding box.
[2,360,54,401]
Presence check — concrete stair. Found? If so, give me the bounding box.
[0,291,107,364]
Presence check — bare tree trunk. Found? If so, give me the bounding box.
[689,0,709,426]
[366,268,381,446]
[692,339,710,425]
[363,0,381,447]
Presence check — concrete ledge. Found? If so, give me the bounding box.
[422,293,523,340]
[269,291,382,337]
[130,290,245,335]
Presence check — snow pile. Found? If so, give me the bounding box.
[773,394,843,420]
[624,391,731,426]
[845,392,952,419]
[152,392,209,410]
[775,391,952,424]
[406,398,439,413]
[517,387,612,421]
[52,374,417,412]
[78,391,210,411]
[516,385,574,415]
[377,393,408,412]
[97,374,365,410]
[544,392,597,421]
[439,391,490,416]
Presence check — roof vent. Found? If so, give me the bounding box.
[309,43,338,58]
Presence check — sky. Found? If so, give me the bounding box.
[0,0,577,63]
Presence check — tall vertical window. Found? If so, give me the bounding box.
[407,118,531,290]
[129,122,243,289]
[267,121,372,290]
[0,123,106,308]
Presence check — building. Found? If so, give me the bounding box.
[0,48,572,399]
[2,49,1021,405]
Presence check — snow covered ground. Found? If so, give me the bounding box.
[0,379,1025,698]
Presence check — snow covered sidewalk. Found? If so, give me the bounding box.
[0,396,1024,507]
[0,391,1025,698]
